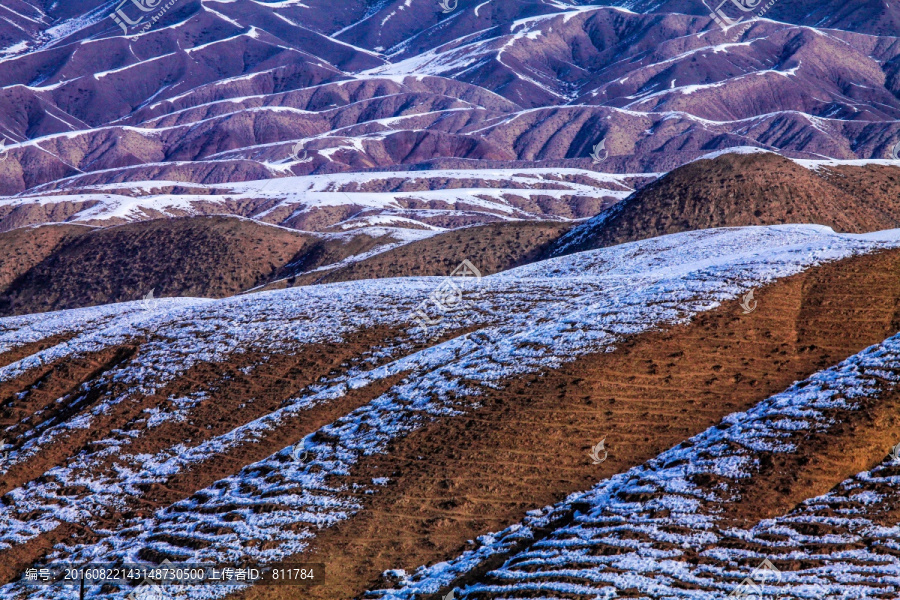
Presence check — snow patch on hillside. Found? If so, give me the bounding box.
[372,327,900,598]
[4,225,900,599]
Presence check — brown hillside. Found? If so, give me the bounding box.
[815,162,900,223]
[0,218,572,316]
[548,153,900,255]
[0,217,319,316]
[0,224,92,292]
[269,221,573,289]
[241,247,900,599]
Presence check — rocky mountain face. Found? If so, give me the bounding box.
[1,0,899,199]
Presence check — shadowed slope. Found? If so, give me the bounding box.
[0,217,316,315]
[0,224,92,292]
[270,221,574,288]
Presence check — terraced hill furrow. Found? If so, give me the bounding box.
[1,226,900,599]
[374,329,900,598]
[284,245,900,600]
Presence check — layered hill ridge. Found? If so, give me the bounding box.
[3,226,900,599]
[0,168,641,232]
[0,167,638,316]
[2,1,900,198]
[613,0,900,36]
[549,151,900,255]
[6,153,900,315]
[0,216,575,316]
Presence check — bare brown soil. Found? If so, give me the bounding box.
[0,224,92,291]
[237,248,900,600]
[0,344,141,494]
[0,217,319,316]
[0,333,74,370]
[817,163,900,225]
[272,221,572,288]
[270,231,404,284]
[726,384,900,528]
[549,154,900,255]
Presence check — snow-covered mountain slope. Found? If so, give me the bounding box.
[3,225,900,598]
[373,328,900,599]
[0,168,649,232]
[1,0,899,198]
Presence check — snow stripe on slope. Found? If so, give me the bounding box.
[370,328,900,599]
[4,225,900,599]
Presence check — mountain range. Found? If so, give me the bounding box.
[3,1,900,599]
[3,0,900,189]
